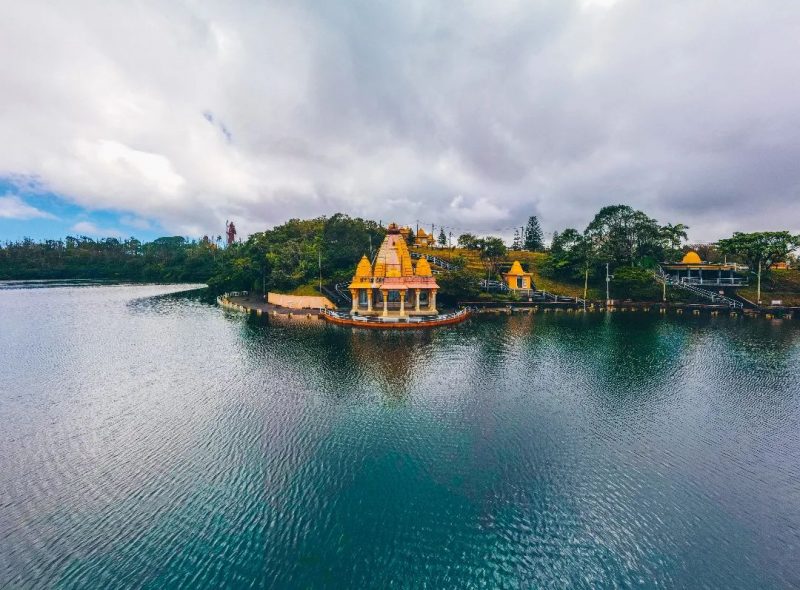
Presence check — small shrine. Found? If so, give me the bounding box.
[502,260,534,291]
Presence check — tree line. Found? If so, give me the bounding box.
[2,206,797,303]
[0,235,216,282]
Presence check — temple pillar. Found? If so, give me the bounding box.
[367,289,373,312]
[430,289,437,313]
[399,291,406,317]
[381,290,388,317]
[350,289,358,313]
[415,289,420,312]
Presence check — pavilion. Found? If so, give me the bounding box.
[348,223,439,317]
[660,250,748,287]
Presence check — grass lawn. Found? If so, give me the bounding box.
[414,246,604,300]
[738,269,800,305]
[287,282,323,296]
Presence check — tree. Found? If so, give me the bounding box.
[457,233,480,250]
[660,223,689,260]
[545,228,596,300]
[511,229,522,251]
[523,216,544,251]
[476,236,507,278]
[584,205,664,267]
[438,227,447,247]
[717,231,800,304]
[436,267,481,305]
[613,267,660,300]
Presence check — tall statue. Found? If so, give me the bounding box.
[225,220,237,245]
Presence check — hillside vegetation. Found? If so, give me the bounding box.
[739,269,800,306]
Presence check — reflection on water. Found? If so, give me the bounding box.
[1,285,799,589]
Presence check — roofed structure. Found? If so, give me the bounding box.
[503,260,534,290]
[347,223,440,316]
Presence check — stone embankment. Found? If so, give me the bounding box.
[218,293,796,321]
[462,300,797,319]
[217,292,327,321]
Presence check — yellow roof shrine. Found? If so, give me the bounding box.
[681,251,702,264]
[415,258,432,277]
[355,255,372,277]
[506,260,529,276]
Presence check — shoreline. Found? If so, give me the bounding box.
[219,293,798,322]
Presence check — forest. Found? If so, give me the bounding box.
[2,207,798,304]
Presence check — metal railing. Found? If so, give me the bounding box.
[480,279,508,292]
[535,290,586,306]
[334,282,352,304]
[655,268,743,309]
[677,277,748,286]
[410,252,458,271]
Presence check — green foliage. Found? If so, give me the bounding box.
[437,228,447,246]
[0,235,216,282]
[542,228,594,281]
[511,229,522,251]
[585,205,667,267]
[207,214,386,294]
[457,233,480,249]
[612,267,660,300]
[660,223,689,261]
[717,231,800,271]
[523,215,544,251]
[436,267,482,305]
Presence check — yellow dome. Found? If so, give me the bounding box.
[507,260,525,276]
[415,258,432,277]
[355,255,372,278]
[681,251,702,264]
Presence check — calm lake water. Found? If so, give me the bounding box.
[1,284,799,589]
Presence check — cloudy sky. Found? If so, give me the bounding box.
[1,0,799,243]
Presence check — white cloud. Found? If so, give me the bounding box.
[0,194,55,220]
[120,215,152,230]
[70,221,122,238]
[2,1,800,241]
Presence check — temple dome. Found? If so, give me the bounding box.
[415,258,432,277]
[507,260,526,276]
[355,255,372,278]
[681,251,702,264]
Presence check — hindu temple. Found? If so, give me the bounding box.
[348,223,439,317]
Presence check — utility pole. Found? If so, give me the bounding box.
[583,264,588,311]
[757,259,762,305]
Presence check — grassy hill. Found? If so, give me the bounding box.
[414,247,604,300]
[738,269,800,306]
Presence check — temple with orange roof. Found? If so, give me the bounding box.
[660,250,748,287]
[348,223,439,317]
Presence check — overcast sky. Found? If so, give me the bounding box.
[1,0,800,243]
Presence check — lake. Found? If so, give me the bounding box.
[1,283,799,589]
